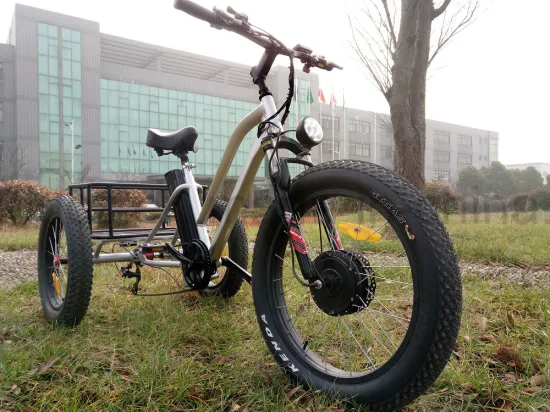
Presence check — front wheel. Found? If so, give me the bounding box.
[252,160,462,411]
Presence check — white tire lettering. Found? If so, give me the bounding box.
[272,341,281,351]
[261,314,268,325]
[265,327,273,338]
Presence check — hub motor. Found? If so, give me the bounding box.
[311,250,376,316]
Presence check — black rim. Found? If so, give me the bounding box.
[42,216,68,309]
[267,189,419,381]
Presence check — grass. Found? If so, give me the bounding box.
[0,268,549,411]
[1,210,549,410]
[0,224,40,252]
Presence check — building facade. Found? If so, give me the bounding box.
[0,4,498,192]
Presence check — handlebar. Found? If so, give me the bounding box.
[173,0,342,72]
[173,0,220,26]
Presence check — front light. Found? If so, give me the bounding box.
[296,116,323,148]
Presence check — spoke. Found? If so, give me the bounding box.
[358,273,413,286]
[353,303,410,323]
[341,315,376,368]
[365,291,408,327]
[364,308,399,350]
[288,305,318,322]
[353,312,396,354]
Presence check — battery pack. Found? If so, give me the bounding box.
[165,169,199,245]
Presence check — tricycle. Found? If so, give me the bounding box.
[37,2,462,409]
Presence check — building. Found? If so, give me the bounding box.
[0,4,498,196]
[505,163,550,179]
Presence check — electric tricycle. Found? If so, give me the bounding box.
[37,2,462,409]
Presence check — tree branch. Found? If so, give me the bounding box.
[428,0,479,67]
[433,0,452,19]
[380,0,398,50]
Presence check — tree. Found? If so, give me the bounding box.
[546,174,550,187]
[517,166,543,192]
[457,165,486,196]
[485,162,515,199]
[3,143,38,180]
[350,0,479,188]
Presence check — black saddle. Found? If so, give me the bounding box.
[146,127,198,154]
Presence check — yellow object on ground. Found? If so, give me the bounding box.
[337,222,382,242]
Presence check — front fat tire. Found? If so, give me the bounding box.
[251,160,462,410]
[38,196,93,327]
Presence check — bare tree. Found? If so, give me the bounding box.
[63,162,91,185]
[4,143,38,180]
[350,0,479,188]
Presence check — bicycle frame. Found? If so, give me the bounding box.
[92,96,279,267]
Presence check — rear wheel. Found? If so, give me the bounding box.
[38,196,93,326]
[199,200,248,298]
[252,160,461,410]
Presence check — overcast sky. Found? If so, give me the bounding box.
[1,0,548,165]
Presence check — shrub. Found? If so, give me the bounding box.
[527,188,550,211]
[92,188,147,228]
[508,193,530,212]
[0,180,54,226]
[423,182,460,215]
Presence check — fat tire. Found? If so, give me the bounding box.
[199,199,248,298]
[252,160,462,411]
[38,195,93,327]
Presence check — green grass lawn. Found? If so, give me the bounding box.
[0,224,39,252]
[0,267,548,411]
[1,211,549,410]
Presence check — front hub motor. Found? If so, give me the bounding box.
[311,250,376,316]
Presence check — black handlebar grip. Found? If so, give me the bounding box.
[173,0,220,25]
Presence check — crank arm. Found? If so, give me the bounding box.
[221,256,251,284]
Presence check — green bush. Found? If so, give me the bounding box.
[92,189,147,228]
[0,180,54,226]
[508,193,530,212]
[423,182,460,215]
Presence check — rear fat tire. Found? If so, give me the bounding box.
[252,160,462,410]
[38,196,93,327]
[199,200,248,298]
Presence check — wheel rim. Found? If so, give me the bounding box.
[43,217,68,308]
[271,193,418,378]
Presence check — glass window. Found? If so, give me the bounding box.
[434,150,450,162]
[457,153,472,164]
[434,130,450,143]
[458,134,472,146]
[433,170,450,181]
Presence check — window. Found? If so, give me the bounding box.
[479,137,482,145]
[457,153,472,164]
[458,134,472,146]
[433,170,450,181]
[484,155,487,161]
[0,102,3,123]
[434,150,450,162]
[349,143,370,157]
[321,114,339,130]
[0,62,3,83]
[479,155,482,161]
[322,140,340,153]
[381,145,392,159]
[349,119,370,134]
[434,130,450,143]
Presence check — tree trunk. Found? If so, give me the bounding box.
[389,0,433,189]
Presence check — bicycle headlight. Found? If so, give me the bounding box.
[296,116,323,148]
